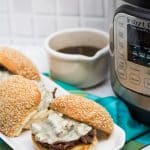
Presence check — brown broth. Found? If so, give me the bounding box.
[58,46,100,57]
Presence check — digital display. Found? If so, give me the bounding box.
[127,25,150,67]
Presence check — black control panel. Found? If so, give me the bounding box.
[127,24,150,67]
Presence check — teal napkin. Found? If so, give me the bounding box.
[0,73,149,150]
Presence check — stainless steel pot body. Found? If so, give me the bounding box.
[110,3,150,125]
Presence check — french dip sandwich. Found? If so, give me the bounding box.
[0,46,40,81]
[31,95,113,150]
[0,75,52,137]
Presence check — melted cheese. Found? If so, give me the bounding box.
[36,81,52,111]
[24,81,53,129]
[31,110,92,144]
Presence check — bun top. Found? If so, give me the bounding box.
[0,46,40,80]
[51,94,114,135]
[0,75,41,137]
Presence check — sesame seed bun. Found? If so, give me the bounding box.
[0,46,40,80]
[0,75,41,137]
[51,95,113,135]
[32,134,97,150]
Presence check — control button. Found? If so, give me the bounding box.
[118,31,124,39]
[118,47,125,55]
[117,16,126,28]
[117,39,126,54]
[118,51,125,58]
[117,68,127,80]
[119,51,124,57]
[144,78,150,89]
[118,52,125,59]
[129,73,141,85]
[118,22,124,28]
[118,40,124,49]
[118,58,126,70]
[118,27,125,39]
[129,66,140,73]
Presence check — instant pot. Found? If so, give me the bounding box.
[110,0,150,125]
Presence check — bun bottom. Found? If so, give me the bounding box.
[32,135,97,150]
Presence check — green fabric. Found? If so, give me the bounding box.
[0,73,149,150]
[0,141,12,150]
[122,141,145,150]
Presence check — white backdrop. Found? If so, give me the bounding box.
[0,0,116,46]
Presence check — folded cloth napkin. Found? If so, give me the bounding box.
[0,73,149,150]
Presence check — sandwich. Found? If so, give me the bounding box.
[0,46,40,81]
[0,75,52,137]
[31,94,113,150]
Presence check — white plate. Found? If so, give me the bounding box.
[0,75,125,150]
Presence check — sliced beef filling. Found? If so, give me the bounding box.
[38,129,95,150]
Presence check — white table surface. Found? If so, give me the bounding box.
[12,45,115,97]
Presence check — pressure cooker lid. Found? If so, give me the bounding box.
[123,0,150,9]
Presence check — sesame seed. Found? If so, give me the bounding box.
[0,75,41,137]
[0,47,40,80]
[51,94,114,135]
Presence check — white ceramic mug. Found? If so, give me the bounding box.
[45,28,109,88]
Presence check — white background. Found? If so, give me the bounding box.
[0,0,121,46]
